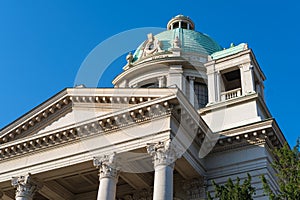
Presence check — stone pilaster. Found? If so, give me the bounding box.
[93,152,119,200]
[11,173,42,200]
[147,139,181,200]
[158,76,166,88]
[240,64,255,95]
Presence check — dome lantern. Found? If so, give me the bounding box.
[167,15,195,30]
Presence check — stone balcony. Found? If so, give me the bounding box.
[220,88,242,101]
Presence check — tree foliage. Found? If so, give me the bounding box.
[261,139,300,200]
[207,173,255,200]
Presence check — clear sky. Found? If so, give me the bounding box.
[0,0,299,146]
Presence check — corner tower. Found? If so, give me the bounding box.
[201,44,269,131]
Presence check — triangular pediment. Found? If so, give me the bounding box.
[0,88,178,144]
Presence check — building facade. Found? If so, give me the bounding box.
[0,15,285,200]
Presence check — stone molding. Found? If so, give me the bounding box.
[0,96,71,145]
[0,88,174,145]
[147,139,182,167]
[0,99,173,160]
[211,128,281,154]
[93,152,119,180]
[11,173,43,199]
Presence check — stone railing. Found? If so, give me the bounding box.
[221,88,242,101]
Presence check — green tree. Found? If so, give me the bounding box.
[261,139,300,200]
[207,173,255,200]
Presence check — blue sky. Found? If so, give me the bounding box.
[0,0,299,146]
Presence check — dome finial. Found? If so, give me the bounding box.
[167,15,195,30]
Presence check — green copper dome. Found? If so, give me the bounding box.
[132,15,222,63]
[133,28,222,62]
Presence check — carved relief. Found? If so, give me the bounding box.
[142,33,163,57]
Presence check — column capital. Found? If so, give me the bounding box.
[93,152,119,180]
[11,173,43,199]
[147,139,181,168]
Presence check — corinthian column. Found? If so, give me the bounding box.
[147,139,181,200]
[11,173,42,200]
[93,152,119,200]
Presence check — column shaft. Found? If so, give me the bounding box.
[97,178,117,200]
[153,165,174,200]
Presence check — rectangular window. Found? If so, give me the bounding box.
[194,82,208,108]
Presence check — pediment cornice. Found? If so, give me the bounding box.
[0,89,71,144]
[0,88,188,160]
[0,88,179,145]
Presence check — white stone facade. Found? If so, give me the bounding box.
[0,15,285,200]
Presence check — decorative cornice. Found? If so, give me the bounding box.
[1,88,179,145]
[0,98,174,160]
[70,95,156,104]
[0,96,71,144]
[210,125,282,154]
[113,55,194,85]
[0,95,161,145]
